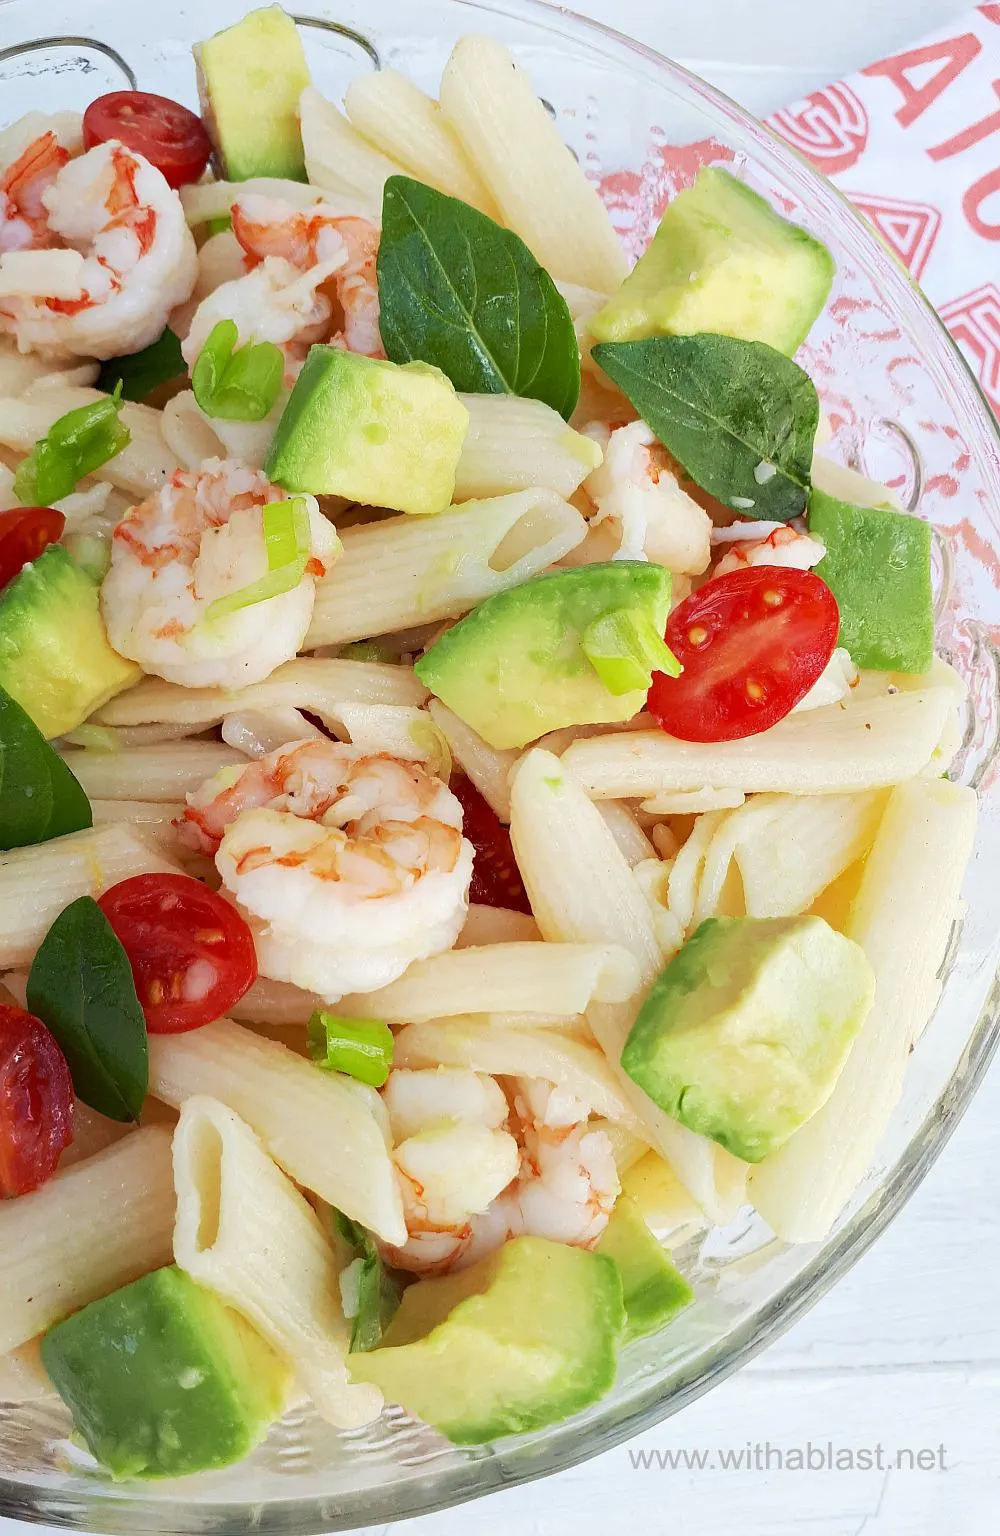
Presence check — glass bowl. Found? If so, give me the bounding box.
[2,0,1000,1531]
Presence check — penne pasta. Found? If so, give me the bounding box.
[180,175,359,226]
[59,742,244,802]
[162,389,284,474]
[96,656,427,730]
[344,68,500,216]
[222,708,325,757]
[336,702,448,772]
[749,778,977,1241]
[299,86,404,220]
[337,941,641,1023]
[0,1338,53,1403]
[439,35,629,291]
[306,489,587,647]
[57,1101,133,1170]
[811,452,903,510]
[394,1018,645,1132]
[733,791,886,920]
[230,975,323,1027]
[596,801,656,868]
[0,825,180,968]
[0,337,96,396]
[147,1020,405,1245]
[454,394,603,503]
[0,1127,176,1354]
[0,386,175,498]
[90,799,186,857]
[509,748,748,1224]
[562,686,957,799]
[457,904,541,947]
[426,700,518,820]
[640,788,747,815]
[173,1097,382,1428]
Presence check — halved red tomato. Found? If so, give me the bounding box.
[649,565,840,742]
[83,92,212,189]
[0,1005,74,1197]
[0,506,65,590]
[451,774,532,914]
[98,873,257,1034]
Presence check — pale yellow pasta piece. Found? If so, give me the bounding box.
[439,35,629,291]
[345,68,499,215]
[299,86,404,219]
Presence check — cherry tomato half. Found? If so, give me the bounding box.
[98,873,257,1034]
[451,774,532,915]
[0,506,65,590]
[0,1005,74,1197]
[648,565,840,743]
[83,92,212,189]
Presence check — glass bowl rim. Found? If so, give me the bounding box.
[1,0,999,1528]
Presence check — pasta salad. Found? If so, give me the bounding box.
[0,2,977,1478]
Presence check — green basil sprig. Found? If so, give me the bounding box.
[14,385,131,506]
[592,334,819,522]
[334,1210,402,1353]
[97,328,186,403]
[26,896,148,1122]
[377,175,581,420]
[0,683,91,851]
[192,319,284,421]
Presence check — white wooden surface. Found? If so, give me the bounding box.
[3,2,998,1534]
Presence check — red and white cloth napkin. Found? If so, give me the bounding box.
[766,3,1000,416]
[599,5,1000,416]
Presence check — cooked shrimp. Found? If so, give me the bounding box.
[0,132,67,253]
[176,740,474,1000]
[0,138,197,360]
[711,521,826,578]
[181,256,335,389]
[101,458,339,689]
[383,1073,620,1277]
[233,196,383,358]
[583,420,712,575]
[180,194,383,376]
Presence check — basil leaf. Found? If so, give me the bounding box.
[592,334,819,522]
[192,319,284,422]
[0,682,91,850]
[26,896,147,1122]
[14,386,131,506]
[378,175,580,421]
[97,328,186,403]
[333,1210,401,1353]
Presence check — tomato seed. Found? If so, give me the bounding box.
[687,624,709,647]
[763,588,784,607]
[745,679,766,702]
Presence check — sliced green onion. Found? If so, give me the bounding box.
[308,1011,394,1088]
[15,384,130,506]
[582,608,683,696]
[192,318,284,422]
[263,496,311,571]
[204,214,233,238]
[204,498,311,623]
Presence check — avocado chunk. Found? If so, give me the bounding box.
[808,489,934,673]
[348,1236,624,1443]
[40,1267,288,1480]
[0,545,138,738]
[596,1197,693,1344]
[590,168,834,355]
[196,6,311,182]
[621,915,875,1164]
[415,561,674,749]
[266,346,469,516]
